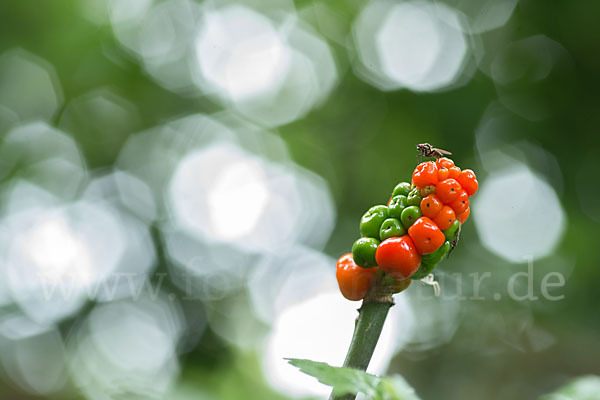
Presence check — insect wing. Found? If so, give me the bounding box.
[433,147,452,156]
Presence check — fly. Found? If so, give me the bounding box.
[416,143,452,161]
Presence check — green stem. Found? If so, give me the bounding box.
[330,274,395,400]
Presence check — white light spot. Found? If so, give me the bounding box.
[264,291,400,397]
[377,6,440,85]
[67,297,184,399]
[19,217,94,287]
[0,183,130,324]
[473,162,566,262]
[207,160,269,240]
[193,8,337,126]
[168,144,270,243]
[167,141,335,252]
[117,114,238,198]
[195,6,291,102]
[354,0,469,92]
[248,246,337,324]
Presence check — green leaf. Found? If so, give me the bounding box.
[376,375,421,400]
[286,358,421,400]
[286,358,380,397]
[540,376,600,400]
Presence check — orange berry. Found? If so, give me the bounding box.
[436,178,462,204]
[407,217,445,255]
[436,157,454,169]
[412,161,438,188]
[336,253,377,301]
[420,194,443,219]
[437,167,450,181]
[376,236,421,279]
[449,190,469,215]
[457,169,478,196]
[448,166,461,179]
[456,207,470,224]
[433,205,456,230]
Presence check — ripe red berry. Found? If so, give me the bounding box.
[376,236,421,279]
[433,205,456,230]
[437,167,450,181]
[456,207,470,223]
[436,178,462,204]
[336,253,377,301]
[420,194,443,219]
[436,157,454,169]
[449,190,469,215]
[412,161,438,188]
[448,166,461,179]
[407,217,445,255]
[457,169,478,196]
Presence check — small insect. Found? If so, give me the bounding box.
[419,273,440,297]
[416,143,452,161]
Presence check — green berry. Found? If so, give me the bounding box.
[400,206,422,229]
[411,241,451,280]
[422,240,451,264]
[360,205,389,239]
[444,219,461,241]
[388,195,408,218]
[379,218,406,240]
[352,237,380,268]
[392,182,411,197]
[407,188,422,207]
[420,185,436,197]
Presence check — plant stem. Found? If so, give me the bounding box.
[329,275,395,400]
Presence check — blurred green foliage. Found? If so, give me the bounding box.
[1,0,600,399]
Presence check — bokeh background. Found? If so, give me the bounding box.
[0,0,599,399]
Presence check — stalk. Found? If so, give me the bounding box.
[329,273,395,400]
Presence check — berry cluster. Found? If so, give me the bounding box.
[336,157,478,301]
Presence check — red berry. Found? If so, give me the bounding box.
[437,167,450,181]
[457,169,478,196]
[412,161,438,188]
[456,207,470,223]
[436,157,454,169]
[436,178,462,204]
[420,194,443,219]
[407,217,445,255]
[449,190,469,215]
[336,253,377,301]
[448,166,461,179]
[376,236,421,279]
[433,205,456,230]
